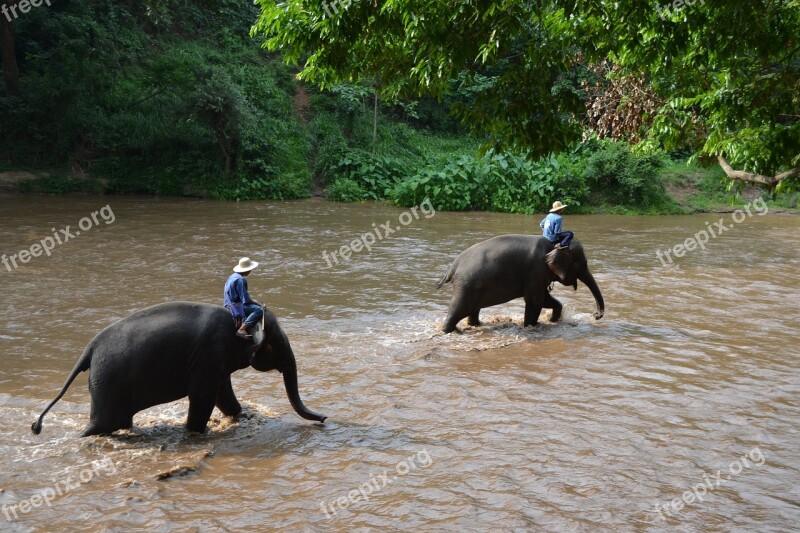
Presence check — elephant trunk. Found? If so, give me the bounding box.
[281,356,327,423]
[579,267,605,320]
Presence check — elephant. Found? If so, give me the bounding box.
[31,302,326,437]
[436,235,605,333]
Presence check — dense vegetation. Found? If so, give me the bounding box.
[1,0,313,198]
[1,0,797,213]
[255,0,800,198]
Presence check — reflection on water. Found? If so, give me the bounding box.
[1,196,799,531]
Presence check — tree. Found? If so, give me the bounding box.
[0,2,20,97]
[252,0,800,188]
[252,0,585,157]
[192,69,246,177]
[583,0,800,191]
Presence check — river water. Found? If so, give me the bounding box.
[0,196,798,532]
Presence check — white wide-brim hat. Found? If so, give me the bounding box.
[549,201,567,213]
[233,257,259,273]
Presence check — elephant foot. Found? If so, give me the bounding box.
[185,421,209,434]
[81,418,131,437]
[215,397,242,418]
[442,318,461,334]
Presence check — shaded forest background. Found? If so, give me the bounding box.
[0,0,796,213]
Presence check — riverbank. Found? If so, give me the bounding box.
[659,160,799,215]
[3,166,797,216]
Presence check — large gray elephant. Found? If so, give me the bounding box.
[436,235,605,333]
[32,302,326,437]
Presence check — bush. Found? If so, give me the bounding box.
[583,141,670,207]
[392,150,590,213]
[326,177,366,202]
[328,152,409,200]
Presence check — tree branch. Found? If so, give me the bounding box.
[717,155,800,187]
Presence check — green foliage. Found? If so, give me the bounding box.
[17,175,106,195]
[6,0,793,214]
[253,0,585,157]
[253,0,800,185]
[2,0,310,199]
[328,152,407,200]
[314,131,680,214]
[326,178,366,202]
[391,150,588,213]
[583,141,670,207]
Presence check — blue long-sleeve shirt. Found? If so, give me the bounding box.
[539,213,563,242]
[223,273,252,318]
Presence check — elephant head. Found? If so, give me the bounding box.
[546,244,605,320]
[250,318,327,423]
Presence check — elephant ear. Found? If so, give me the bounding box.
[545,248,569,282]
[251,322,269,354]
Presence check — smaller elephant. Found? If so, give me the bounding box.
[436,234,605,333]
[32,302,326,437]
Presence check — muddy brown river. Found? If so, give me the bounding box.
[0,196,798,532]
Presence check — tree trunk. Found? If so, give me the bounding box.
[214,118,233,177]
[372,88,378,156]
[718,155,800,187]
[0,7,20,97]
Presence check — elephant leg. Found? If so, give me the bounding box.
[467,309,481,327]
[523,303,542,327]
[543,291,563,322]
[215,376,242,418]
[443,290,482,333]
[186,392,216,433]
[442,305,467,333]
[82,389,134,436]
[524,289,546,327]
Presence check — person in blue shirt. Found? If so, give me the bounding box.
[539,201,574,250]
[223,257,264,340]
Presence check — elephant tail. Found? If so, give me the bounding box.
[31,346,93,435]
[435,265,455,289]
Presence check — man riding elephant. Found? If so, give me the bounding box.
[539,201,575,281]
[539,200,574,250]
[224,257,264,340]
